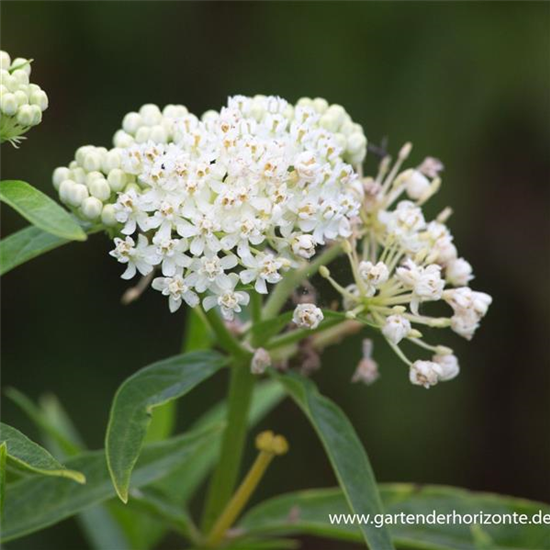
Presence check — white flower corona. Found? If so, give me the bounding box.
[292,303,324,330]
[382,314,412,344]
[1,51,48,145]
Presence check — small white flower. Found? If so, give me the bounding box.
[109,235,157,280]
[382,314,412,344]
[152,235,191,277]
[202,273,250,321]
[409,360,442,389]
[433,353,460,381]
[190,251,238,293]
[445,257,473,286]
[250,348,272,375]
[292,303,324,330]
[240,252,284,294]
[358,261,389,296]
[379,200,426,238]
[396,259,445,313]
[152,274,199,312]
[113,188,150,235]
[444,287,492,318]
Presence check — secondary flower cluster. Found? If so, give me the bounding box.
[0,51,48,146]
[319,145,492,388]
[53,96,367,316]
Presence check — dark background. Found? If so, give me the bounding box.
[1,2,549,549]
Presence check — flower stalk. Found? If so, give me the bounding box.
[205,431,289,548]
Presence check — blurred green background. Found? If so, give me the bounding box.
[1,2,549,549]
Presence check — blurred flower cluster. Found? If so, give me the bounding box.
[0,50,48,146]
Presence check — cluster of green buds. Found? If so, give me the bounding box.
[0,51,48,146]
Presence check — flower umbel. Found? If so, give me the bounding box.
[0,51,49,146]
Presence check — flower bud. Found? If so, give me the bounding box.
[292,303,324,330]
[251,348,272,375]
[135,126,151,143]
[432,354,460,382]
[16,104,41,126]
[66,182,89,207]
[81,196,103,220]
[122,112,142,134]
[291,234,316,259]
[163,104,188,118]
[405,169,430,200]
[11,58,31,76]
[12,69,29,86]
[312,97,328,113]
[89,177,111,201]
[139,103,162,126]
[0,51,11,70]
[150,125,168,143]
[59,179,76,203]
[14,89,28,106]
[52,167,71,190]
[347,132,367,155]
[1,92,18,115]
[107,168,127,192]
[29,89,48,111]
[445,258,473,286]
[101,204,117,226]
[83,151,102,172]
[113,130,134,148]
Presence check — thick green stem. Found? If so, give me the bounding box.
[262,243,343,320]
[201,362,255,532]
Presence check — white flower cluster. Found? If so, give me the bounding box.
[0,51,48,145]
[53,96,367,318]
[320,143,492,388]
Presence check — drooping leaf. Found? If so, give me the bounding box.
[0,423,85,484]
[239,485,550,550]
[0,180,86,240]
[6,388,82,457]
[106,350,227,503]
[0,424,222,542]
[272,371,394,550]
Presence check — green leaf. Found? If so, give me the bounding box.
[6,388,82,457]
[106,350,227,503]
[0,424,222,542]
[239,485,550,550]
[76,505,132,550]
[0,226,68,275]
[0,180,86,241]
[0,442,7,519]
[0,423,85,484]
[272,371,394,550]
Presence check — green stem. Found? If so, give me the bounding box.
[203,308,250,361]
[262,243,343,320]
[201,361,255,533]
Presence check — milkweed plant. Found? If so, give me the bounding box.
[2,50,548,550]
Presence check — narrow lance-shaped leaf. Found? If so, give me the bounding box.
[272,371,394,550]
[0,423,85,484]
[0,180,86,241]
[0,424,222,543]
[239,485,550,550]
[0,224,99,276]
[106,350,228,503]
